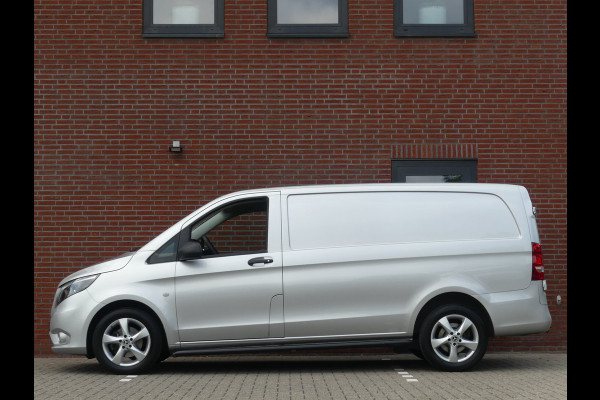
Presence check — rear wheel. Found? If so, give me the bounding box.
[92,308,163,374]
[418,304,487,372]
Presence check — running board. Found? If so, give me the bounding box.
[172,338,413,357]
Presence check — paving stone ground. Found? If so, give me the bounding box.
[34,352,566,400]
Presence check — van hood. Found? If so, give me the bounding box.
[57,252,135,287]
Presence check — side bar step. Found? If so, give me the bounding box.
[172,339,413,357]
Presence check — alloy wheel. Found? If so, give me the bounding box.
[430,313,479,363]
[101,317,152,367]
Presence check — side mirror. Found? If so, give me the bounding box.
[178,241,203,261]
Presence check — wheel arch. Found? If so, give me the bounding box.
[412,292,494,341]
[85,299,169,359]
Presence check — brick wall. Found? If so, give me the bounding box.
[34,0,567,355]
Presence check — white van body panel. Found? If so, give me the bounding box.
[85,249,180,347]
[286,191,522,249]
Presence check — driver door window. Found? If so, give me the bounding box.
[190,197,268,257]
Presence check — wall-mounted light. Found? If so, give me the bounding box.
[169,140,183,153]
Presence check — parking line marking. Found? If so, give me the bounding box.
[119,375,138,382]
[393,366,419,383]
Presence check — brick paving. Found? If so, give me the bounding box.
[34,352,566,400]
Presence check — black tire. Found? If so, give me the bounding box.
[418,304,487,372]
[92,308,163,374]
[410,344,424,360]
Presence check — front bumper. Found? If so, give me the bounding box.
[49,290,99,356]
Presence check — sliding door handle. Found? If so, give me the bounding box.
[248,257,274,266]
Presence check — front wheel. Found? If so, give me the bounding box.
[418,305,488,372]
[92,308,163,374]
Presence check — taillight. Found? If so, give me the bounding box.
[531,242,545,281]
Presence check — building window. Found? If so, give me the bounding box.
[394,0,475,37]
[142,0,224,38]
[391,160,477,183]
[267,0,349,38]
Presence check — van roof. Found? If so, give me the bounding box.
[231,183,523,196]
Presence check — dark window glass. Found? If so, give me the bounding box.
[267,0,349,38]
[394,0,475,37]
[188,198,269,257]
[277,0,339,24]
[142,0,224,38]
[147,234,180,264]
[392,160,478,183]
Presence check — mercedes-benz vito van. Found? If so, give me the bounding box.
[49,183,551,373]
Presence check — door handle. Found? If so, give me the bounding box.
[248,257,274,266]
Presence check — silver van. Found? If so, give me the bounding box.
[49,183,551,373]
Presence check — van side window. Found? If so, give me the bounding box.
[147,234,179,264]
[190,197,269,257]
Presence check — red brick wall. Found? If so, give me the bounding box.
[34,0,567,355]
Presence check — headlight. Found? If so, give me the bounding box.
[55,274,99,307]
